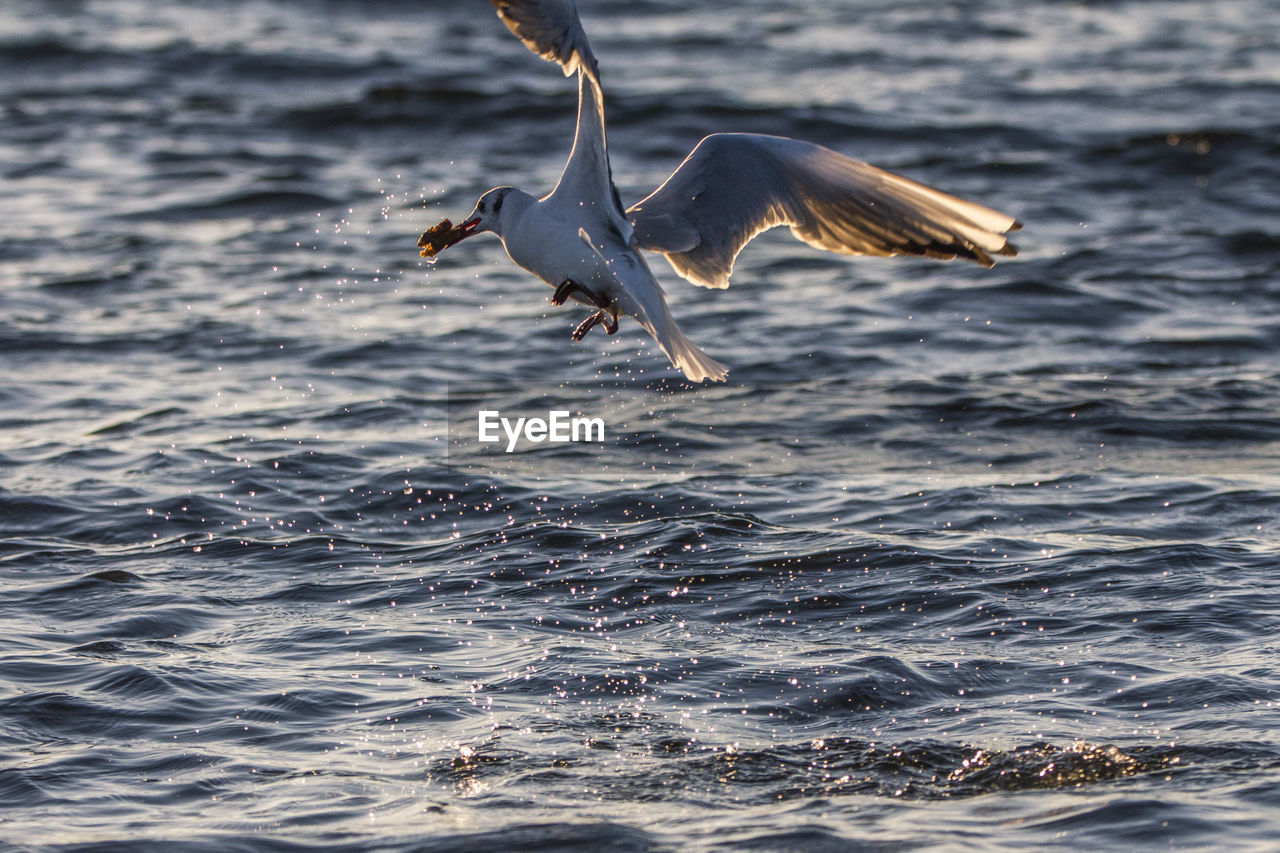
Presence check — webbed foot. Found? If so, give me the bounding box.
[552,278,597,307]
[552,278,614,310]
[571,311,608,342]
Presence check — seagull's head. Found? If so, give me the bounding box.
[458,186,528,239]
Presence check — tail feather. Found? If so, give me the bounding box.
[615,245,729,382]
[661,324,729,383]
[638,302,728,383]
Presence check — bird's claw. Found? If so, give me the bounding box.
[557,279,618,340]
[571,310,617,342]
[571,312,602,341]
[552,278,613,310]
[551,279,579,306]
[552,278,604,307]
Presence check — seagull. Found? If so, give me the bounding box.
[423,0,1022,382]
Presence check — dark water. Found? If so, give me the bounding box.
[2,0,1279,848]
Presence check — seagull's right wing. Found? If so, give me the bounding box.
[627,133,1022,289]
[489,0,599,81]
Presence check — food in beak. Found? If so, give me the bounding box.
[417,217,477,258]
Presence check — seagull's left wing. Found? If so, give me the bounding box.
[628,133,1022,289]
[489,0,599,82]
[489,0,629,241]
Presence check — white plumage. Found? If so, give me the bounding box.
[433,0,1021,382]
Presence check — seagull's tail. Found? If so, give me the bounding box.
[639,300,728,383]
[664,326,729,383]
[605,244,728,383]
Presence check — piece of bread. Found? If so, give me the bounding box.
[417,218,469,257]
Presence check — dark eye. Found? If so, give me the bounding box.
[478,201,487,213]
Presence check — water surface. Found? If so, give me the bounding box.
[1,0,1279,849]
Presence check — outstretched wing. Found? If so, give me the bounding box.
[627,133,1022,289]
[488,0,628,240]
[489,0,599,81]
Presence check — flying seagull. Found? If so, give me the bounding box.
[420,0,1021,382]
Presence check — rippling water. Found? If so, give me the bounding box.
[2,0,1279,849]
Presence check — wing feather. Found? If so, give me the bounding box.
[627,133,1022,289]
[489,0,599,81]
[488,0,627,235]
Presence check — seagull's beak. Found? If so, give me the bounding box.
[459,216,483,238]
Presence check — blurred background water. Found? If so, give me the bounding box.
[1,0,1278,849]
